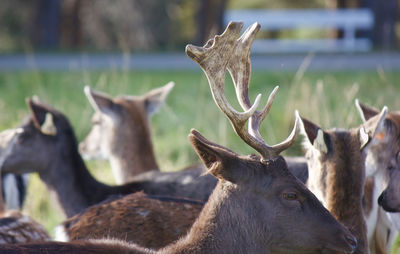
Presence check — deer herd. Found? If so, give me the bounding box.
[0,22,397,253]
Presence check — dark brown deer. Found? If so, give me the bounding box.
[0,21,357,254]
[80,82,177,184]
[0,99,216,217]
[356,101,400,253]
[298,105,387,254]
[55,192,204,249]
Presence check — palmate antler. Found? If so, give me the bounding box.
[186,21,299,161]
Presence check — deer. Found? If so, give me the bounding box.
[298,103,387,254]
[0,98,217,217]
[356,101,400,253]
[55,192,204,249]
[0,21,357,254]
[0,127,29,212]
[80,82,186,184]
[0,131,50,243]
[81,78,308,185]
[80,83,219,198]
[378,151,400,213]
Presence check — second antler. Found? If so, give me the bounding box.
[186,21,299,161]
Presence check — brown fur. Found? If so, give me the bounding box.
[61,192,203,249]
[301,113,385,254]
[113,97,158,177]
[0,131,357,253]
[0,211,50,244]
[363,177,374,217]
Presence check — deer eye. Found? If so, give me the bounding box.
[282,192,297,201]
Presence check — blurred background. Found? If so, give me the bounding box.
[0,1,400,253]
[0,0,398,52]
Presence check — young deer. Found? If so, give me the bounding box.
[298,106,387,254]
[56,192,204,249]
[0,21,356,254]
[0,99,216,217]
[356,101,400,253]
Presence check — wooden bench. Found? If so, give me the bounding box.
[224,9,374,53]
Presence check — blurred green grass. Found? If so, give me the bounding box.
[0,69,399,252]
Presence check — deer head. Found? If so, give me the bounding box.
[79,83,173,183]
[185,21,357,254]
[80,82,174,160]
[356,100,400,178]
[0,98,75,176]
[378,150,400,213]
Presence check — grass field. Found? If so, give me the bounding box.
[0,68,399,252]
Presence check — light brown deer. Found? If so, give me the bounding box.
[298,106,387,254]
[80,77,308,185]
[80,82,177,184]
[0,21,357,254]
[356,101,400,254]
[55,192,204,249]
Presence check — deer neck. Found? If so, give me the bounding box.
[39,144,112,217]
[160,182,271,254]
[109,136,158,183]
[307,142,368,254]
[109,116,159,184]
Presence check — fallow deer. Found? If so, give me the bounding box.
[378,151,400,213]
[0,21,357,254]
[0,133,50,243]
[0,128,29,211]
[80,83,219,200]
[80,82,183,184]
[298,105,387,254]
[0,99,216,217]
[356,101,400,253]
[55,192,204,249]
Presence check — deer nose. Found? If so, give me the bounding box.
[378,192,385,206]
[345,234,357,252]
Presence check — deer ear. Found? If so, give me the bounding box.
[84,86,119,120]
[355,99,380,122]
[143,81,175,117]
[40,113,57,136]
[360,106,387,149]
[188,129,241,183]
[26,98,49,128]
[297,113,328,154]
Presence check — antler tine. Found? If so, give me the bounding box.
[228,22,260,110]
[225,22,299,160]
[248,86,279,141]
[186,21,261,126]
